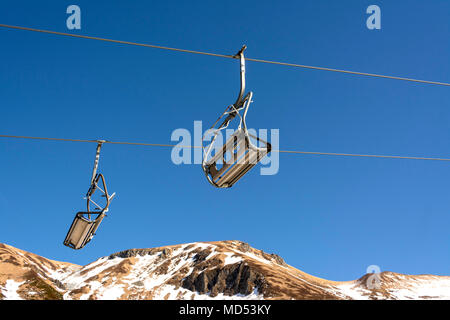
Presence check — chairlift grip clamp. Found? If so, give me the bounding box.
[233,45,247,58]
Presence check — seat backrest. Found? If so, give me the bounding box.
[205,129,270,188]
[63,212,104,250]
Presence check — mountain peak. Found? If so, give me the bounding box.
[107,240,287,267]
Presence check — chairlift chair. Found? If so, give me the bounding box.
[63,141,115,250]
[202,46,271,188]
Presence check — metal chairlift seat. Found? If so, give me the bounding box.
[202,46,271,188]
[64,211,106,250]
[63,142,115,250]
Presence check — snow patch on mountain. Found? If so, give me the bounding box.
[1,279,25,300]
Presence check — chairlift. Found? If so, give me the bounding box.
[63,140,115,250]
[202,46,271,188]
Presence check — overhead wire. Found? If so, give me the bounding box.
[1,24,449,163]
[0,24,449,87]
[1,134,450,162]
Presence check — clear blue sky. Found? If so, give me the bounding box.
[0,0,449,281]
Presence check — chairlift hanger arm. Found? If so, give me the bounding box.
[86,173,106,207]
[85,141,114,215]
[213,45,249,130]
[90,140,106,185]
[233,45,247,107]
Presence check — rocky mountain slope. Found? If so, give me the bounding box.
[0,241,449,300]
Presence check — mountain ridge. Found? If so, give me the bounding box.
[0,241,449,300]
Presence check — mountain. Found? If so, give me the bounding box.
[0,241,449,300]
